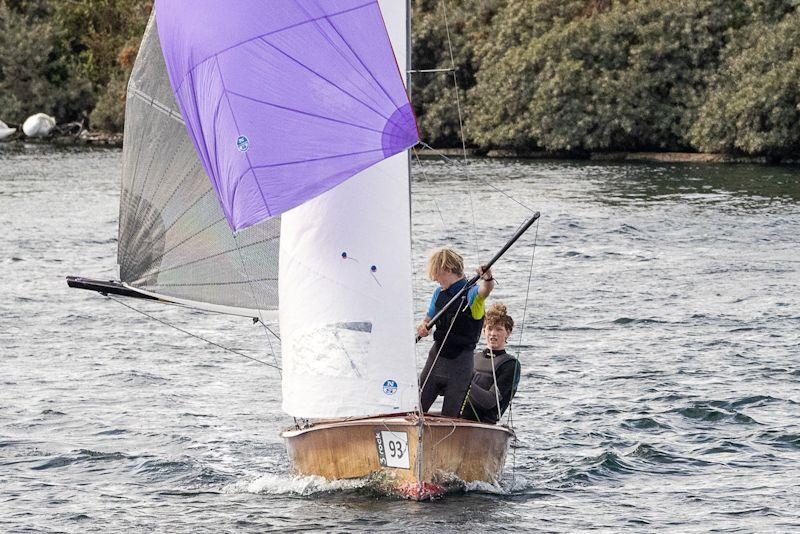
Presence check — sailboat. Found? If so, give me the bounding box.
[68,0,525,500]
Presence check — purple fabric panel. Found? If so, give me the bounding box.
[382,104,417,157]
[156,0,418,232]
[156,0,369,92]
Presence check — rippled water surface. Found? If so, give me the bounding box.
[1,144,799,532]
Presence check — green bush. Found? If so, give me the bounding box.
[410,0,502,148]
[468,0,747,152]
[3,0,800,154]
[53,0,151,131]
[0,1,92,124]
[689,7,800,157]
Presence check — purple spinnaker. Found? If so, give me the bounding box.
[155,0,419,232]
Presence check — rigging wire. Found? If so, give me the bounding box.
[505,217,540,488]
[105,295,282,372]
[412,147,448,232]
[440,0,468,166]
[513,218,540,363]
[417,141,537,214]
[411,3,540,490]
[438,0,479,263]
[506,217,540,425]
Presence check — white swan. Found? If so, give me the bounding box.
[22,113,56,137]
[0,120,16,141]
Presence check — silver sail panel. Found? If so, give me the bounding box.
[117,14,279,314]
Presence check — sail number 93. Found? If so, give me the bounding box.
[375,430,410,469]
[388,439,404,458]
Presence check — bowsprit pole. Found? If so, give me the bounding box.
[416,211,541,342]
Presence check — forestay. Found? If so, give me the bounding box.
[280,1,419,418]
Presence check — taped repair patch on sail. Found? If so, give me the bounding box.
[156,0,419,232]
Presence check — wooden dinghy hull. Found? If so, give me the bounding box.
[282,413,514,500]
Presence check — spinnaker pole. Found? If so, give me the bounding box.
[416,211,541,342]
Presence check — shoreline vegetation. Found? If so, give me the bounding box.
[2,0,799,163]
[4,132,796,166]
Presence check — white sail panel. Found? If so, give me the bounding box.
[280,1,417,418]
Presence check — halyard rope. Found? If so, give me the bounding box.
[506,217,539,490]
[417,141,537,214]
[412,147,448,232]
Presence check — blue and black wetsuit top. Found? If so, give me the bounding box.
[427,278,486,359]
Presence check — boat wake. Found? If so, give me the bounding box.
[222,473,370,497]
[223,473,517,499]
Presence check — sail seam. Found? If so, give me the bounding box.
[215,56,272,221]
[291,1,387,112]
[131,119,186,244]
[143,216,228,270]
[229,81,385,131]
[173,2,376,96]
[325,13,400,112]
[128,186,214,272]
[119,106,151,265]
[249,147,387,171]
[126,120,161,266]
[128,86,185,125]
[144,234,279,276]
[257,36,391,122]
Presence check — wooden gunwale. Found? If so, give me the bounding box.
[282,412,515,438]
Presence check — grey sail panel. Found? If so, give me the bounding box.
[117,15,279,314]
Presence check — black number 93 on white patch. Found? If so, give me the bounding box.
[374,430,410,469]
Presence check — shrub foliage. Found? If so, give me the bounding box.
[1,0,798,157]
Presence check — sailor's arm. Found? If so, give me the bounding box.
[468,360,519,410]
[467,379,497,410]
[476,266,495,298]
[417,289,439,337]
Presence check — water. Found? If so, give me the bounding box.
[1,144,799,532]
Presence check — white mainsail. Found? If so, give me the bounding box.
[279,1,418,418]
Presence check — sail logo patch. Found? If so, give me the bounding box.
[236,135,250,152]
[382,379,398,396]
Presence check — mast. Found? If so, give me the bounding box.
[279,1,419,419]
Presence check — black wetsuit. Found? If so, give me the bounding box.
[419,278,485,416]
[461,348,521,424]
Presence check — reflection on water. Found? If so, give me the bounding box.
[596,162,800,205]
[1,145,799,532]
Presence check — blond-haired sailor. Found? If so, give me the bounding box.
[417,248,495,417]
